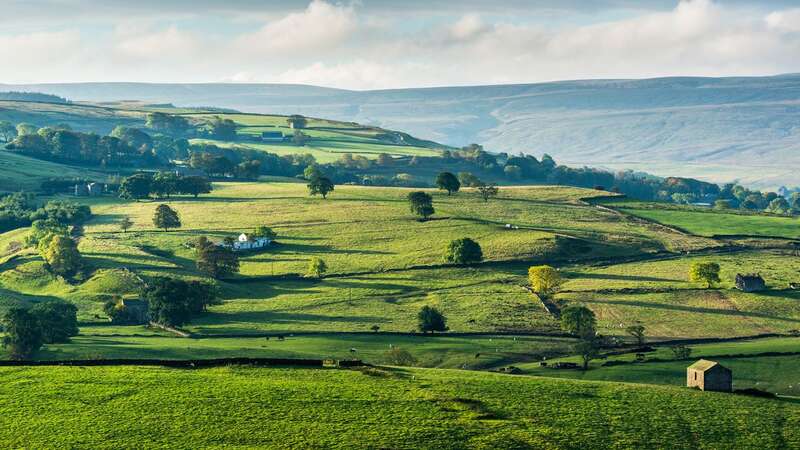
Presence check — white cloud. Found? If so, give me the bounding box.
[766,8,800,33]
[235,0,357,54]
[114,26,201,59]
[274,60,422,90]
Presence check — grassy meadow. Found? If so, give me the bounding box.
[1,365,798,449]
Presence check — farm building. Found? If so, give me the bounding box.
[224,233,272,251]
[74,182,103,196]
[687,359,732,392]
[261,131,285,142]
[735,274,766,292]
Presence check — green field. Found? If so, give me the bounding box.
[1,365,798,449]
[618,206,800,239]
[520,336,800,396]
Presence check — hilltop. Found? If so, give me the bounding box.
[4,74,800,187]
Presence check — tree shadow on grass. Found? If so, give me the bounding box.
[561,271,684,283]
[196,310,390,326]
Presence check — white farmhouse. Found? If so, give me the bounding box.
[224,233,272,251]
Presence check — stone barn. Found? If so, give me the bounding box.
[735,274,766,292]
[687,359,732,392]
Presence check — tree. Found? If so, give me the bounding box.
[16,123,38,136]
[26,219,68,248]
[560,305,597,339]
[104,298,140,325]
[145,112,189,135]
[119,173,152,201]
[208,117,237,141]
[417,306,448,333]
[528,265,563,298]
[713,199,732,210]
[383,347,417,366]
[306,257,327,278]
[195,236,239,279]
[436,172,461,195]
[30,300,78,344]
[626,324,646,346]
[303,165,322,180]
[119,216,134,233]
[444,238,483,265]
[458,172,481,188]
[287,115,307,129]
[307,176,334,199]
[143,277,192,327]
[0,120,17,142]
[671,345,693,359]
[476,182,499,202]
[151,171,180,199]
[253,226,277,240]
[767,197,791,215]
[574,338,601,370]
[41,235,82,276]
[292,131,308,146]
[177,176,213,198]
[504,165,522,180]
[689,261,721,288]
[152,204,181,232]
[407,191,434,221]
[1,308,43,360]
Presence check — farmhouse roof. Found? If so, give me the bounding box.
[688,359,722,372]
[737,273,764,282]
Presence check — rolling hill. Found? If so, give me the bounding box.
[5,74,800,187]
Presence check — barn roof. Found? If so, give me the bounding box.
[688,359,723,372]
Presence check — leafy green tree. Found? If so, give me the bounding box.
[110,126,153,151]
[436,172,461,195]
[152,204,181,232]
[504,165,522,180]
[626,324,646,346]
[307,176,334,199]
[407,191,434,221]
[0,120,17,142]
[671,345,693,359]
[208,117,237,141]
[151,171,180,199]
[177,176,213,198]
[417,306,448,333]
[41,235,82,276]
[16,123,38,136]
[528,265,563,298]
[306,257,327,278]
[560,305,597,339]
[574,338,602,370]
[292,130,308,146]
[119,173,153,201]
[30,300,78,343]
[195,236,239,279]
[103,298,140,325]
[303,165,322,180]
[287,115,307,129]
[458,172,481,188]
[253,226,277,240]
[383,347,417,366]
[145,112,189,135]
[476,182,499,202]
[26,219,68,248]
[767,197,791,215]
[2,308,43,360]
[714,199,732,210]
[143,277,193,327]
[689,261,721,288]
[444,238,483,264]
[119,216,134,233]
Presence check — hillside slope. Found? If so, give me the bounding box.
[5,74,800,187]
[1,365,797,449]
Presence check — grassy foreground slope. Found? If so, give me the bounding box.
[1,365,798,449]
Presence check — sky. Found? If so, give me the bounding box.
[1,0,800,89]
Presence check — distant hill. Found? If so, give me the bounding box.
[3,75,800,187]
[0,91,68,103]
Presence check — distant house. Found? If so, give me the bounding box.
[87,182,103,196]
[735,274,766,292]
[222,233,272,251]
[261,131,285,142]
[687,359,732,392]
[120,298,149,324]
[74,183,89,196]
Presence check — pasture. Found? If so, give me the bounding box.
[0,365,797,449]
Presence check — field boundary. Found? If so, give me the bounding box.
[0,357,366,368]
